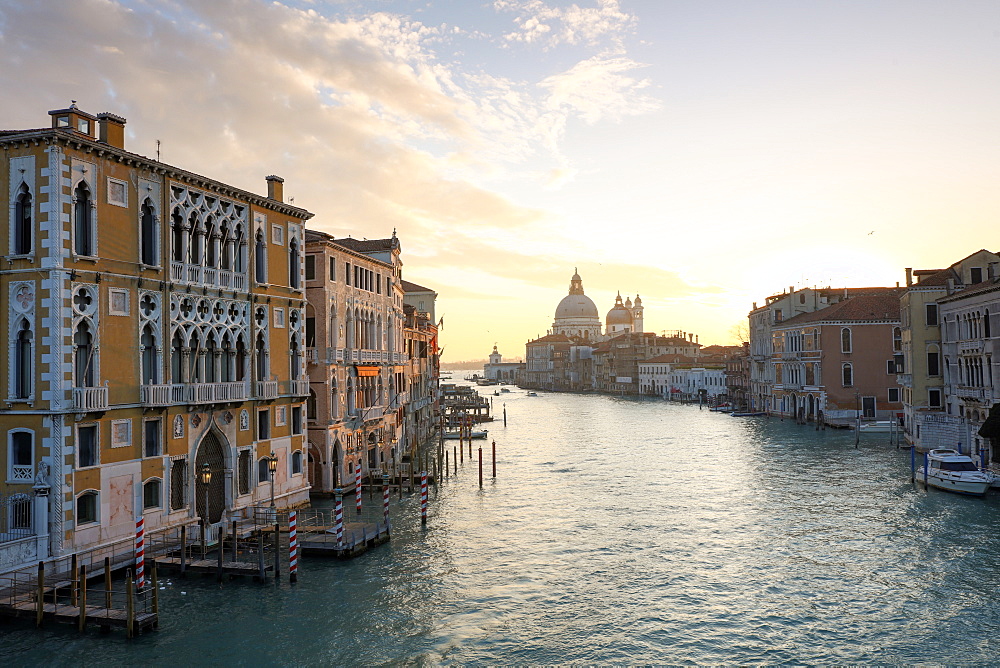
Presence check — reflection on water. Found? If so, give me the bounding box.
[4,389,1000,664]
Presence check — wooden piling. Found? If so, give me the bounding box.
[232,520,239,563]
[257,532,266,582]
[445,449,449,478]
[71,553,78,606]
[200,519,207,559]
[479,447,483,488]
[78,564,87,632]
[453,446,457,474]
[104,556,113,609]
[492,440,496,478]
[152,565,160,626]
[274,523,280,579]
[126,574,135,638]
[217,525,224,582]
[35,561,43,628]
[180,525,187,574]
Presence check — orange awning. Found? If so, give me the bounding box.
[356,366,380,377]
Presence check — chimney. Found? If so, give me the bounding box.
[946,278,954,295]
[96,112,126,149]
[266,175,284,202]
[905,267,913,287]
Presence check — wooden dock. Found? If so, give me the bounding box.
[299,521,390,559]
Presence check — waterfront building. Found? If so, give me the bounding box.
[0,104,310,568]
[401,290,440,450]
[770,289,903,424]
[667,365,728,402]
[638,354,695,397]
[483,345,524,382]
[524,333,576,390]
[897,250,1000,449]
[725,343,750,410]
[934,265,1000,461]
[302,230,406,492]
[592,332,701,395]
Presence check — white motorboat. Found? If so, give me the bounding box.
[859,420,895,433]
[916,449,992,496]
[443,429,488,440]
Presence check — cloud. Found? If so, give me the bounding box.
[494,0,635,49]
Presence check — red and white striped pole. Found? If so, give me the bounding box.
[382,474,390,528]
[355,462,362,515]
[420,471,428,525]
[288,510,298,583]
[135,516,145,589]
[334,489,344,547]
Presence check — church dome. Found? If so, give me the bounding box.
[555,293,599,319]
[606,293,633,326]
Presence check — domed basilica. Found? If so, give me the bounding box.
[551,270,643,341]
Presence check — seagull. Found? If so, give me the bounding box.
[868,231,874,235]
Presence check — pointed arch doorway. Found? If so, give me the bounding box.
[195,430,228,524]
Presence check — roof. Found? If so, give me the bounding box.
[333,237,398,253]
[526,333,575,344]
[401,279,435,294]
[938,278,1000,303]
[641,354,696,365]
[776,289,902,326]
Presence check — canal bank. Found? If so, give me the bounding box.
[2,388,1000,664]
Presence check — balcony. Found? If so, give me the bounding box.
[170,261,247,292]
[359,404,385,422]
[256,381,279,400]
[9,465,33,483]
[143,382,250,406]
[306,348,319,365]
[73,386,108,412]
[955,386,987,400]
[959,341,984,355]
[281,378,311,397]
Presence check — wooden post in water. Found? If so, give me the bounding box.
[257,531,266,582]
[460,428,464,463]
[478,447,483,488]
[217,524,224,582]
[71,553,78,606]
[453,446,457,474]
[180,525,187,574]
[503,403,507,427]
[445,449,449,478]
[232,520,239,563]
[911,444,916,482]
[126,574,135,639]
[492,440,496,479]
[152,565,160,625]
[35,561,44,628]
[78,564,87,632]
[104,556,112,609]
[274,523,281,579]
[200,518,207,559]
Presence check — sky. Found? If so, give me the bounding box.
[3,0,1000,361]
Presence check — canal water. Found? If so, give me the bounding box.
[4,383,1000,665]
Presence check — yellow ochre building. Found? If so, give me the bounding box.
[0,103,311,568]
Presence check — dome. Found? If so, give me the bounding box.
[555,293,599,320]
[606,304,632,326]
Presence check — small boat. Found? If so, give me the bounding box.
[916,449,992,496]
[500,388,511,393]
[709,404,733,412]
[730,411,765,417]
[443,429,488,440]
[859,420,895,433]
[526,391,538,397]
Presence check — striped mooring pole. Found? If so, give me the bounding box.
[288,510,298,583]
[383,474,390,527]
[334,489,344,547]
[420,471,428,525]
[355,462,362,514]
[134,516,145,589]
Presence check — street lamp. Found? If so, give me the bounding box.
[268,452,278,509]
[200,463,212,523]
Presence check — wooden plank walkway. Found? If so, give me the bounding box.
[153,555,272,578]
[299,521,390,559]
[0,599,157,632]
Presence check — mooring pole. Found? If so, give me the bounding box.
[217,524,224,582]
[335,489,344,548]
[126,573,135,639]
[35,561,44,628]
[104,556,112,609]
[71,553,78,606]
[479,447,483,488]
[924,452,930,486]
[420,471,428,526]
[492,440,496,478]
[445,449,449,478]
[274,522,281,579]
[503,403,507,427]
[454,446,458,474]
[910,444,916,483]
[180,525,187,574]
[289,510,298,584]
[78,563,87,632]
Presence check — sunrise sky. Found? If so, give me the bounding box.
[4,0,1000,361]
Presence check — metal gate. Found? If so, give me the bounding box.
[195,431,227,523]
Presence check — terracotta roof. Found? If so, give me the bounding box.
[641,353,695,365]
[777,289,902,326]
[333,237,398,253]
[912,268,956,287]
[526,333,575,344]
[939,278,1000,302]
[401,279,435,293]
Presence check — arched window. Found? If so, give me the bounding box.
[74,321,95,387]
[140,199,157,266]
[257,457,270,483]
[289,238,300,289]
[171,330,184,383]
[235,336,247,382]
[77,490,99,525]
[841,327,852,354]
[205,216,218,268]
[234,224,246,274]
[142,478,162,510]
[189,213,202,265]
[14,183,32,255]
[171,209,185,263]
[141,325,158,385]
[8,430,33,482]
[255,333,268,381]
[205,336,217,383]
[14,319,32,399]
[74,182,93,256]
[986,310,992,339]
[290,336,301,379]
[254,230,267,283]
[842,363,853,387]
[307,389,317,420]
[291,450,303,475]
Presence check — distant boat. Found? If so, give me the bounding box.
[859,420,895,433]
[526,391,538,397]
[500,388,511,393]
[443,429,488,440]
[916,449,991,496]
[730,411,765,417]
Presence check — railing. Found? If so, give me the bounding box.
[8,466,33,483]
[73,386,109,412]
[0,493,33,544]
[306,348,319,364]
[955,386,987,400]
[141,384,173,407]
[256,381,279,400]
[281,378,310,397]
[960,341,984,355]
[170,261,247,293]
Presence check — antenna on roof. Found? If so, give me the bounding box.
[156,139,160,162]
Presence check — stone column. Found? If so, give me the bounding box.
[32,468,51,560]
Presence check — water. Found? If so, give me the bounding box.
[5,388,1000,664]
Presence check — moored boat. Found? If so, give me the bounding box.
[916,449,992,496]
[443,429,488,440]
